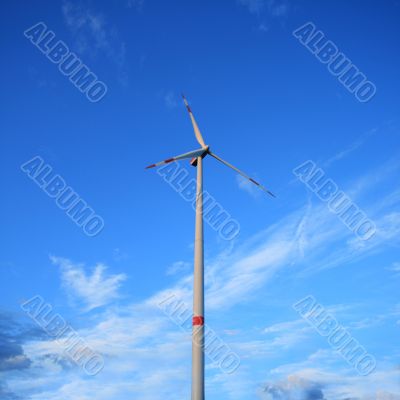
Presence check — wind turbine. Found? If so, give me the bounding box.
[146,95,275,400]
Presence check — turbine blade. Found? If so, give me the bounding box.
[209,151,276,198]
[182,94,207,148]
[145,147,207,169]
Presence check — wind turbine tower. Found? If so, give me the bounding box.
[146,95,275,400]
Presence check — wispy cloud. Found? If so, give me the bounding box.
[51,256,126,311]
[126,0,144,10]
[387,261,400,279]
[236,174,261,198]
[61,0,127,77]
[18,302,189,400]
[166,260,190,276]
[238,0,290,34]
[164,91,178,109]
[4,159,400,399]
[238,0,290,18]
[324,127,379,167]
[231,319,314,358]
[153,159,400,311]
[389,261,400,272]
[113,248,129,262]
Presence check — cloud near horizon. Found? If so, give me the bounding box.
[2,156,400,399]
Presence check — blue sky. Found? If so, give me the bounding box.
[0,0,399,398]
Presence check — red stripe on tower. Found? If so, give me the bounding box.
[164,158,175,164]
[192,316,204,326]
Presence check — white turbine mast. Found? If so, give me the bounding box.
[146,95,275,400]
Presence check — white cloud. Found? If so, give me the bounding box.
[238,0,265,14]
[126,0,144,10]
[324,127,378,167]
[258,23,269,32]
[166,260,191,276]
[18,299,191,400]
[164,91,178,109]
[236,174,261,198]
[261,375,326,400]
[61,0,127,71]
[154,166,400,311]
[238,0,290,18]
[388,261,400,272]
[267,0,290,17]
[51,256,126,311]
[7,160,400,399]
[112,247,129,262]
[263,319,307,334]
[267,352,400,400]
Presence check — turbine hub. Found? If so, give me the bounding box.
[190,146,209,167]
